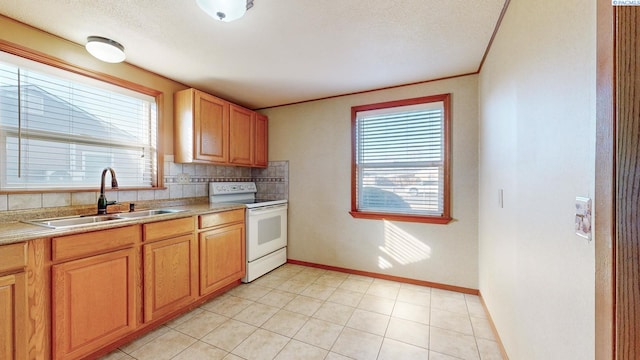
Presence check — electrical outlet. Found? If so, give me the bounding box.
[177,173,190,184]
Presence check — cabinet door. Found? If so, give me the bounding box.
[254,113,268,167]
[195,92,229,163]
[0,273,27,360]
[52,248,136,360]
[229,104,255,166]
[199,223,246,295]
[143,234,197,322]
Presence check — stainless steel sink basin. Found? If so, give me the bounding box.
[23,209,186,229]
[23,214,124,229]
[115,209,186,218]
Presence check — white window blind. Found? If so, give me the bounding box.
[354,100,446,216]
[0,53,157,190]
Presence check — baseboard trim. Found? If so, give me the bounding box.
[478,291,510,360]
[287,259,479,295]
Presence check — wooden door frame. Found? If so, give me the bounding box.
[595,0,615,357]
[596,2,640,359]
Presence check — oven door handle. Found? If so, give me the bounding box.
[248,204,288,215]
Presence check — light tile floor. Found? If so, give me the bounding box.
[101,264,504,360]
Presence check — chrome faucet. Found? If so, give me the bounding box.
[97,167,119,215]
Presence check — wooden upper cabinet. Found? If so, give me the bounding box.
[174,88,267,167]
[229,104,255,166]
[174,89,229,164]
[195,93,229,163]
[254,113,268,167]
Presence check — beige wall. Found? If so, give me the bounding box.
[263,75,479,289]
[477,0,596,359]
[0,15,187,155]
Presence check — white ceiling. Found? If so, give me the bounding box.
[0,0,506,109]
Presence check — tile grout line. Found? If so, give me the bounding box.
[319,278,364,358]
[332,277,373,359]
[254,291,299,360]
[466,294,484,360]
[107,265,500,360]
[428,285,433,355]
[375,288,399,360]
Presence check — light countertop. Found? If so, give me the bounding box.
[0,202,245,246]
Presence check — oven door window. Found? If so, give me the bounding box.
[247,205,288,261]
[258,216,282,245]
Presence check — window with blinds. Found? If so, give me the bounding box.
[350,94,451,224]
[0,52,158,190]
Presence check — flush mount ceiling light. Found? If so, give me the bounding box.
[85,36,126,63]
[196,0,254,22]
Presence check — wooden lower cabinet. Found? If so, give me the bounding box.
[52,248,137,360]
[143,234,197,322]
[2,210,246,359]
[199,223,245,295]
[0,242,28,360]
[0,273,27,360]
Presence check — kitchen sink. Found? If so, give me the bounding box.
[115,209,186,218]
[23,214,125,229]
[23,208,186,229]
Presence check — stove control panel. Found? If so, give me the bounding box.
[210,182,257,195]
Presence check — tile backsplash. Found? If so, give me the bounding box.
[0,156,289,213]
[252,160,289,200]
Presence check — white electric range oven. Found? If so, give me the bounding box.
[209,182,287,282]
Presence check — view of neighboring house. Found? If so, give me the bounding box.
[0,83,149,187]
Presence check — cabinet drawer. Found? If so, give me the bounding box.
[199,209,245,229]
[52,225,140,262]
[144,217,194,242]
[0,242,27,273]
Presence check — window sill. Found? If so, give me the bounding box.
[349,210,452,224]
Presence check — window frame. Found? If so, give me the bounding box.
[350,93,452,224]
[0,39,164,194]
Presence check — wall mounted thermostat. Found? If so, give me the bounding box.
[575,197,592,240]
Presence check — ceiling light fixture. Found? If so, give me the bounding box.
[85,36,126,63]
[196,0,254,22]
